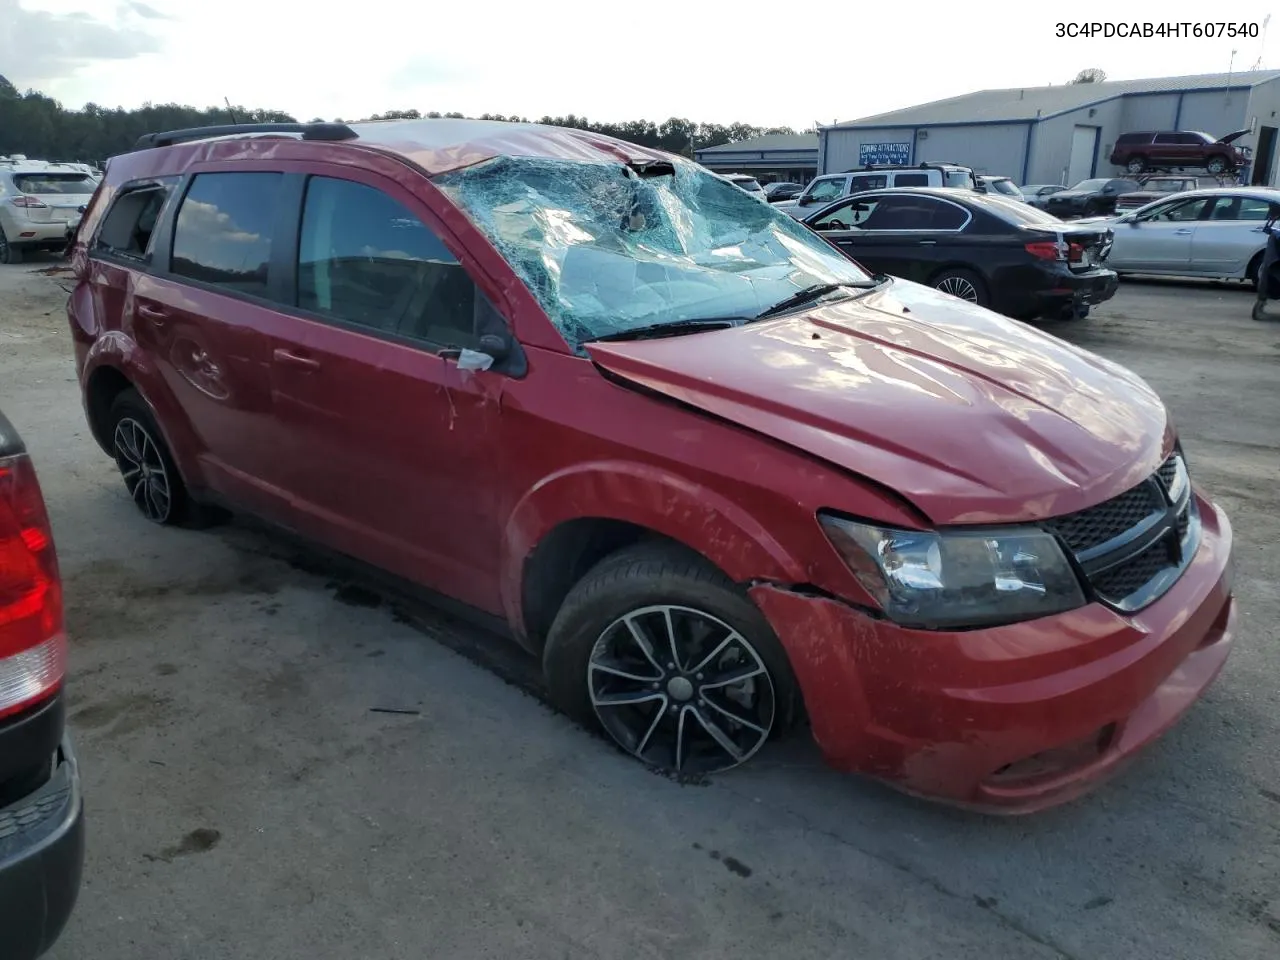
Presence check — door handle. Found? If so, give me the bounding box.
[136,303,169,324]
[1174,229,1193,236]
[273,348,321,371]
[918,240,937,246]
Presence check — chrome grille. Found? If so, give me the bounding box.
[1045,452,1198,611]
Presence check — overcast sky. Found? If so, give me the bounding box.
[3,0,1277,130]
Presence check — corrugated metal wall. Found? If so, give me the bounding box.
[1028,99,1125,184]
[1244,79,1280,185]
[821,127,915,172]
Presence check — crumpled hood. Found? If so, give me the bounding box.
[586,280,1172,525]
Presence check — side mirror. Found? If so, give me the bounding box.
[797,195,814,206]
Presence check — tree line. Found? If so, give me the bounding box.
[0,77,800,164]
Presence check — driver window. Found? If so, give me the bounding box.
[805,177,847,203]
[298,175,492,348]
[1135,197,1211,223]
[811,199,865,230]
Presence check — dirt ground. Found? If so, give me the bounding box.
[2,260,1278,960]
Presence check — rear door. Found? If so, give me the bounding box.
[1190,195,1277,275]
[133,169,291,519]
[1105,195,1212,272]
[264,169,515,612]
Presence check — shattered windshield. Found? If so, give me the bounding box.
[434,156,871,350]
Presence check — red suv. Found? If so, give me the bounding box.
[66,120,1236,812]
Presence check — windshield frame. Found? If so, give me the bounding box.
[434,155,873,353]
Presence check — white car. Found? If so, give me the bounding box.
[722,173,767,200]
[0,159,99,264]
[1077,187,1280,286]
[774,163,976,219]
[977,176,1025,202]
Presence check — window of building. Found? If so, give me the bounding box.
[171,172,283,296]
[297,176,485,348]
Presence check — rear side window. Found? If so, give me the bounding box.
[1117,133,1149,146]
[171,172,283,297]
[893,173,930,187]
[944,170,974,189]
[94,179,177,261]
[297,176,484,347]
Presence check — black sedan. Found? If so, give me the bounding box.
[1042,177,1140,219]
[802,187,1118,321]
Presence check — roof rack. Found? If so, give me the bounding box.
[133,122,358,151]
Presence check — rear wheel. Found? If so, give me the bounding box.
[932,268,988,307]
[543,542,801,776]
[1126,156,1147,175]
[107,389,218,527]
[0,227,23,265]
[1246,251,1264,292]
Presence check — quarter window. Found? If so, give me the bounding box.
[297,176,484,347]
[171,172,283,297]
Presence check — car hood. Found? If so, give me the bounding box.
[1218,129,1250,145]
[586,280,1171,525]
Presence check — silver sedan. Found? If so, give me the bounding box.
[1077,187,1280,286]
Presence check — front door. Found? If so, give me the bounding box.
[266,170,514,614]
[1107,195,1212,272]
[808,194,963,282]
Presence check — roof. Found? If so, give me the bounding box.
[696,133,819,154]
[127,118,675,175]
[830,70,1280,129]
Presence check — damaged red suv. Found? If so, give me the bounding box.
[66,120,1235,812]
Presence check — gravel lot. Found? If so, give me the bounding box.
[2,262,1278,960]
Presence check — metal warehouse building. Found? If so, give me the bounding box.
[694,133,819,183]
[820,70,1280,187]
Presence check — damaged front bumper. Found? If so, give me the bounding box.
[749,497,1235,814]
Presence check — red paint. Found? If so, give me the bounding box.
[68,121,1235,811]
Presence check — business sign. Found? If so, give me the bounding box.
[859,142,912,166]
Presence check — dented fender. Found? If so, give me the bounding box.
[501,460,813,635]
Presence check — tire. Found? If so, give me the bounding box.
[542,541,801,776]
[0,227,23,265]
[1205,155,1228,175]
[1126,156,1146,175]
[931,267,988,307]
[1246,252,1264,292]
[107,389,212,527]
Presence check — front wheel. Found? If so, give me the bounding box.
[543,542,801,776]
[1205,155,1228,175]
[1126,156,1146,175]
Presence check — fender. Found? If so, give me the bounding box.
[81,333,208,490]
[499,459,812,635]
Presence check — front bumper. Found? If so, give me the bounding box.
[751,495,1234,814]
[0,736,85,959]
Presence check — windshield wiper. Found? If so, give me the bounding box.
[752,278,888,321]
[584,317,743,344]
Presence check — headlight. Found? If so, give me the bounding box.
[819,514,1086,629]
